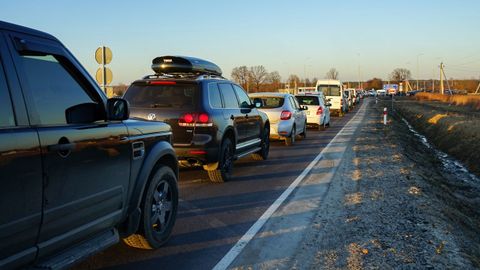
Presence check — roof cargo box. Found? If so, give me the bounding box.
[152,56,222,76]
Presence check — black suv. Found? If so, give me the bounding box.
[124,56,270,182]
[0,21,179,269]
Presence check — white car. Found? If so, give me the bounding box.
[344,89,354,108]
[295,93,331,130]
[249,92,307,146]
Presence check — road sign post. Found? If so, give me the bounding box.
[95,46,113,96]
[383,107,387,125]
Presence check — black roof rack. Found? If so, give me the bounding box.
[151,56,222,76]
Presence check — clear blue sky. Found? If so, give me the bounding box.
[1,0,479,84]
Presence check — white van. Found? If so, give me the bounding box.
[316,79,347,116]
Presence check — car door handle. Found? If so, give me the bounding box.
[47,137,75,157]
[48,143,76,152]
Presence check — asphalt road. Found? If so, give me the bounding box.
[75,104,362,270]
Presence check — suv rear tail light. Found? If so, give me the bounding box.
[198,113,209,123]
[179,113,213,127]
[183,113,194,123]
[280,110,292,120]
[317,107,323,115]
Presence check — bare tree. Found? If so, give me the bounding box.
[265,71,282,91]
[249,65,268,92]
[325,68,339,80]
[304,78,311,87]
[231,66,251,90]
[288,74,301,88]
[390,68,411,82]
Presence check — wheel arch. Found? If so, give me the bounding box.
[120,141,178,236]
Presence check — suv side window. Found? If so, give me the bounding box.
[208,83,223,108]
[0,61,15,127]
[232,85,251,109]
[218,83,239,108]
[17,54,97,125]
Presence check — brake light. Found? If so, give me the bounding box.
[183,113,194,123]
[149,81,176,85]
[189,150,207,155]
[317,107,323,115]
[179,113,213,127]
[280,110,292,120]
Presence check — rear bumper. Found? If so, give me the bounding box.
[306,115,322,126]
[270,121,293,139]
[175,145,219,165]
[173,133,219,165]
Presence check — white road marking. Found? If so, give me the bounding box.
[213,103,367,270]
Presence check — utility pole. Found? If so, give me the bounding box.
[440,62,445,95]
[357,65,361,89]
[416,53,424,90]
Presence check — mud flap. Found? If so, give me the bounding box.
[203,162,219,171]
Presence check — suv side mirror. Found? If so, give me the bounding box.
[325,103,332,107]
[65,103,105,124]
[300,105,308,110]
[107,98,129,121]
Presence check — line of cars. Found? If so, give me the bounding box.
[123,56,334,182]
[0,21,342,269]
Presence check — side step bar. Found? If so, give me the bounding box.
[235,147,261,160]
[33,229,119,270]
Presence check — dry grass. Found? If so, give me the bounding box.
[415,92,480,110]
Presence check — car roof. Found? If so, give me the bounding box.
[0,20,59,42]
[249,92,291,97]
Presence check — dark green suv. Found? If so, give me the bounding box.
[0,21,179,269]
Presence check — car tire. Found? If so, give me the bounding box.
[300,123,307,138]
[319,123,326,131]
[252,127,270,160]
[285,126,296,146]
[207,137,234,183]
[123,165,178,249]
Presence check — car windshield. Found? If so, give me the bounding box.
[296,96,319,105]
[318,85,341,96]
[124,83,197,108]
[253,96,284,108]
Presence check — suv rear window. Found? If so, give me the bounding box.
[296,96,319,106]
[318,85,340,96]
[254,97,284,108]
[124,83,197,108]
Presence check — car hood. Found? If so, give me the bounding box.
[123,119,172,137]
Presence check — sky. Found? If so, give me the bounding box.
[1,0,480,84]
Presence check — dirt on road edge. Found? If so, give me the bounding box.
[290,99,480,269]
[394,98,480,176]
